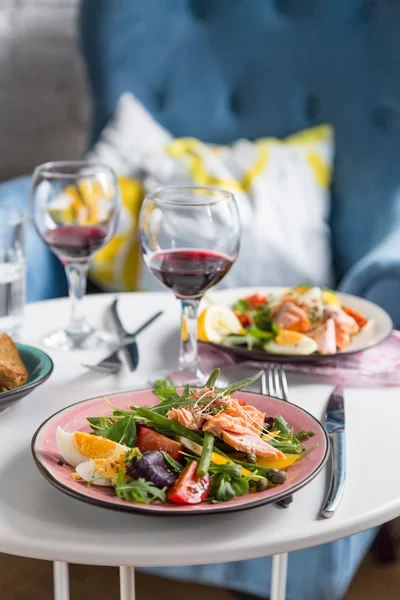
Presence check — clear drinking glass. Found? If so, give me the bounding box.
[31,161,120,351]
[139,185,241,385]
[0,208,26,335]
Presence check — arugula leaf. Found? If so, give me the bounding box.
[154,379,179,402]
[273,414,291,437]
[150,381,191,414]
[232,299,249,313]
[253,305,272,330]
[104,415,137,447]
[115,472,167,504]
[87,416,114,437]
[161,451,183,472]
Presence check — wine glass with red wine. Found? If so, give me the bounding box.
[139,186,241,385]
[31,161,120,350]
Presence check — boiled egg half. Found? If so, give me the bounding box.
[265,330,318,355]
[75,454,130,487]
[56,427,129,467]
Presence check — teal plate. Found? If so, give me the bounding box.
[0,344,53,412]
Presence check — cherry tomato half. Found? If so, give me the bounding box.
[137,427,182,461]
[167,461,211,504]
[244,293,268,310]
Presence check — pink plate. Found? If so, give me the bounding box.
[32,389,329,515]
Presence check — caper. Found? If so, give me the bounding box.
[267,469,287,485]
[256,478,268,492]
[247,452,257,464]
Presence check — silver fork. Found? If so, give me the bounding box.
[82,349,122,375]
[262,367,294,509]
[81,337,139,375]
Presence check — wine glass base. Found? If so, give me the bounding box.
[148,367,207,387]
[43,328,114,351]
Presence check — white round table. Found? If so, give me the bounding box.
[1,293,399,600]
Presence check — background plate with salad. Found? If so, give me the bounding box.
[198,286,393,363]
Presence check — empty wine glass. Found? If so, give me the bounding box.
[31,161,120,350]
[139,185,241,385]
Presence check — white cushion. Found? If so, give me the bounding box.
[87,92,335,291]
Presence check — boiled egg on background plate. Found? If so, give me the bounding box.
[56,427,129,467]
[265,330,318,355]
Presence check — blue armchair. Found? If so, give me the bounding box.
[0,0,398,597]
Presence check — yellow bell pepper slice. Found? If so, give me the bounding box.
[176,436,253,477]
[256,454,299,470]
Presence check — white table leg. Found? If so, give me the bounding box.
[271,553,288,600]
[53,561,70,600]
[120,566,135,600]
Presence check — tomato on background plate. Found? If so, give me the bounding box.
[244,293,268,310]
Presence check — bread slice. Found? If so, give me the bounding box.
[0,333,28,390]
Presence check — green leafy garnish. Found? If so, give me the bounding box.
[273,414,291,437]
[161,451,183,472]
[205,368,220,389]
[150,381,191,414]
[232,299,249,313]
[115,472,167,504]
[209,463,249,502]
[87,415,115,437]
[104,415,137,447]
[293,430,316,442]
[219,370,263,395]
[222,334,259,350]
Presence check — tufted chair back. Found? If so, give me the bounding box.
[79,0,400,282]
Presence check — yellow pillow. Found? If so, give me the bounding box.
[89,177,143,291]
[84,124,333,292]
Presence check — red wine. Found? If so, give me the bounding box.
[44,225,108,263]
[148,249,234,297]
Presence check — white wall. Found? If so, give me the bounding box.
[0,0,89,182]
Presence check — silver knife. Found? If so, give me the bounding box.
[109,299,162,372]
[320,385,346,519]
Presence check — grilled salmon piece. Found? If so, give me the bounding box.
[214,428,285,459]
[166,407,204,431]
[323,305,359,336]
[203,401,265,435]
[271,300,311,333]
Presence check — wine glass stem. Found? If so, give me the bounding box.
[65,262,90,336]
[179,298,200,376]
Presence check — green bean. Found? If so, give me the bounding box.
[220,370,263,396]
[205,368,220,389]
[267,440,303,454]
[197,432,214,476]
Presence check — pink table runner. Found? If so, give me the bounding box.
[199,331,400,387]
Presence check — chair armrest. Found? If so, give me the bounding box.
[0,175,68,302]
[339,227,400,328]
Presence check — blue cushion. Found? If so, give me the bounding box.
[0,176,67,302]
[142,527,377,600]
[79,0,400,283]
